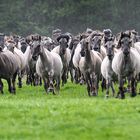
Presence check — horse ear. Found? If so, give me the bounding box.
[65,35,69,43]
[80,35,83,41]
[31,35,34,41]
[79,33,88,41]
[38,35,41,42]
[111,36,115,41]
[25,38,30,44]
[57,36,62,42]
[129,39,133,44]
[120,32,123,38]
[101,34,104,39]
[57,35,69,43]
[104,44,107,48]
[115,32,123,48]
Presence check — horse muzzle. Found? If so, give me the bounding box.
[107,54,113,60]
[32,55,38,61]
[123,50,130,56]
[80,51,85,57]
[93,47,100,52]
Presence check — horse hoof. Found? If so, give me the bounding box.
[119,95,125,99]
[74,80,79,84]
[116,93,125,99]
[10,90,16,94]
[26,80,30,85]
[47,87,54,93]
[105,95,109,99]
[79,80,84,85]
[121,96,125,99]
[92,92,97,96]
[115,96,119,98]
[88,92,91,96]
[131,93,137,97]
[18,84,22,88]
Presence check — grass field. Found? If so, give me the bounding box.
[0,80,140,140]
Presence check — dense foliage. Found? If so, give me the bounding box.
[0,0,140,36]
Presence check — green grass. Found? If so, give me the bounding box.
[0,80,140,140]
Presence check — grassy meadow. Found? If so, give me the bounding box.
[0,80,140,140]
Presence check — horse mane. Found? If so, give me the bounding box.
[57,34,70,42]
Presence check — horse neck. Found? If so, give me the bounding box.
[108,57,113,70]
[24,46,31,61]
[85,47,92,62]
[40,46,50,66]
[121,54,132,71]
[123,54,131,64]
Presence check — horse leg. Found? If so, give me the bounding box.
[12,71,18,94]
[39,77,42,86]
[96,74,100,96]
[30,70,35,86]
[111,81,115,97]
[69,67,74,83]
[79,74,85,85]
[117,75,125,99]
[0,79,4,94]
[61,68,65,86]
[106,78,110,98]
[55,76,61,94]
[131,77,137,97]
[43,78,49,94]
[18,71,22,88]
[101,77,106,92]
[65,68,68,83]
[61,73,65,87]
[36,74,40,86]
[33,73,37,86]
[26,67,30,85]
[26,74,30,85]
[74,68,79,84]
[87,80,91,96]
[91,74,98,96]
[48,75,55,94]
[127,76,131,93]
[85,72,91,96]
[7,78,14,94]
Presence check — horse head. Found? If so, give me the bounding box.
[31,38,42,61]
[80,38,89,57]
[120,31,132,56]
[90,34,102,52]
[104,37,115,60]
[57,34,69,56]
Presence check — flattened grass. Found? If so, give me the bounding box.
[0,80,140,140]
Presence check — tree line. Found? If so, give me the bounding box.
[0,0,140,36]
